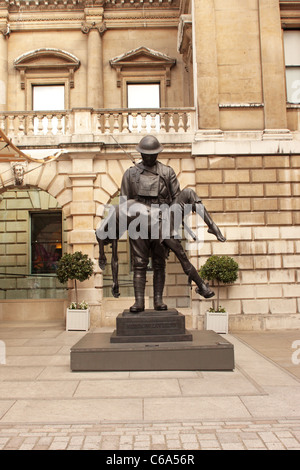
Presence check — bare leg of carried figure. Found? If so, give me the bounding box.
[172,188,226,243]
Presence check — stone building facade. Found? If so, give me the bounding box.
[0,0,299,330]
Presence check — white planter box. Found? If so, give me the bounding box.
[204,311,228,334]
[66,308,90,331]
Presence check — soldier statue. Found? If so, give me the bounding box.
[96,135,225,313]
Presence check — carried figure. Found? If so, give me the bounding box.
[96,135,225,313]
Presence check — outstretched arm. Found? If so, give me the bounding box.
[96,233,107,270]
[111,239,120,298]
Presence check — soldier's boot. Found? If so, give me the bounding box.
[153,269,168,311]
[130,270,146,313]
[188,265,215,299]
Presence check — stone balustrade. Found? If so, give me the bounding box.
[0,108,195,141]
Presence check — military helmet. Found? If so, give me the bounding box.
[136,135,164,155]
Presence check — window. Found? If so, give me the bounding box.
[127,83,160,108]
[31,211,63,274]
[33,85,65,111]
[32,85,65,134]
[127,83,160,132]
[284,30,300,103]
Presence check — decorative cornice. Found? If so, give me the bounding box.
[0,0,178,10]
[104,0,179,6]
[280,0,300,28]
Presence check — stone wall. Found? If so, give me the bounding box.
[193,152,300,330]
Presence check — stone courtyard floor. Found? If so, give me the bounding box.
[0,321,300,451]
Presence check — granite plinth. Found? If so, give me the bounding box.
[70,330,235,371]
[110,309,193,343]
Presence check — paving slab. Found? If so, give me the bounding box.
[1,399,144,424]
[0,381,79,399]
[74,378,182,398]
[143,396,252,421]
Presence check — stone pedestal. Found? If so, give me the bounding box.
[70,308,235,372]
[110,309,193,343]
[70,330,235,372]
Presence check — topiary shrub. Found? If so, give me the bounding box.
[56,251,94,308]
[199,255,239,312]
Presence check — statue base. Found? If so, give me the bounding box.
[70,330,235,372]
[110,309,193,343]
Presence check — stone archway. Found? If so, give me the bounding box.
[0,185,68,322]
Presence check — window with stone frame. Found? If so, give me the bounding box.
[127,82,161,132]
[283,30,300,103]
[32,84,65,134]
[31,211,63,275]
[14,48,80,109]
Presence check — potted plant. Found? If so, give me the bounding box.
[56,251,94,331]
[199,255,239,334]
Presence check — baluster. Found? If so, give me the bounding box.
[0,115,6,132]
[150,112,157,133]
[18,115,25,136]
[46,114,53,135]
[186,112,191,132]
[131,112,138,133]
[65,113,70,135]
[96,113,102,134]
[168,112,175,133]
[27,115,34,135]
[178,112,185,133]
[113,113,119,134]
[57,114,63,135]
[37,114,44,135]
[8,115,15,137]
[159,112,166,134]
[104,113,111,134]
[141,112,147,133]
[122,112,129,134]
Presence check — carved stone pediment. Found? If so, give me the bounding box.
[14,48,80,89]
[110,46,176,86]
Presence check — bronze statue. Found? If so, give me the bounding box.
[96,135,225,313]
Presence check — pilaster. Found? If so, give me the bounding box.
[68,170,99,306]
[82,8,106,109]
[192,0,220,131]
[0,9,9,112]
[259,0,289,132]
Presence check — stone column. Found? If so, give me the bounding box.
[258,0,288,134]
[192,0,220,132]
[0,20,9,112]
